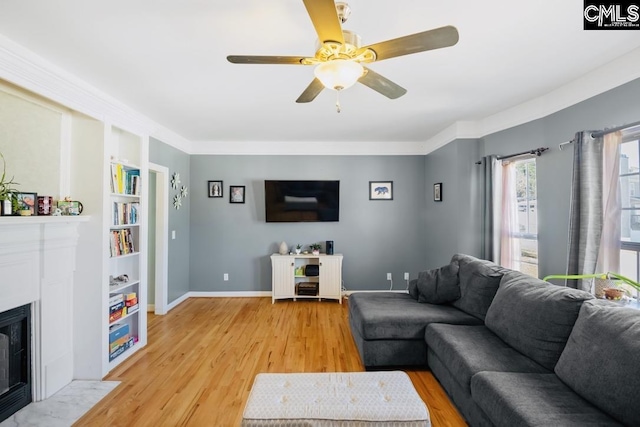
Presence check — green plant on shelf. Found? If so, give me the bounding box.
[309,243,322,252]
[0,152,19,209]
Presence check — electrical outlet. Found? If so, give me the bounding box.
[223,273,229,281]
[404,272,410,280]
[171,230,176,240]
[387,273,392,280]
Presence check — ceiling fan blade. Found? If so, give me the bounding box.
[363,25,459,62]
[227,55,308,65]
[296,78,324,103]
[302,0,344,45]
[359,67,407,99]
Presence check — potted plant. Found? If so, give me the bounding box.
[309,243,322,256]
[0,152,18,215]
[295,244,302,255]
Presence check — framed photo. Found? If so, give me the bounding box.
[16,192,37,215]
[434,183,443,202]
[57,200,83,215]
[230,185,245,204]
[369,181,393,200]
[208,181,223,198]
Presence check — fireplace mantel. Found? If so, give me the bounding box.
[0,217,88,401]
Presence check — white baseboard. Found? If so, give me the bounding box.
[164,290,404,311]
[166,292,190,312]
[188,291,271,298]
[147,304,155,312]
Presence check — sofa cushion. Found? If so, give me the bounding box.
[348,292,482,341]
[450,254,505,320]
[484,271,594,370]
[407,279,419,300]
[555,301,640,427]
[416,261,460,304]
[424,324,549,394]
[471,372,622,427]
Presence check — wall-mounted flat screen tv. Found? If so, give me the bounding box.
[265,180,339,222]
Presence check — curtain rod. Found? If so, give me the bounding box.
[592,119,640,138]
[474,147,549,165]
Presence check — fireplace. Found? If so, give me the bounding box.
[0,304,31,423]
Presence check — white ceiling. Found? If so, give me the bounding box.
[0,0,639,147]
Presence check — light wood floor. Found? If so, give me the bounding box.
[76,297,467,426]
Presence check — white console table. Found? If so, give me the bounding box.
[270,254,343,304]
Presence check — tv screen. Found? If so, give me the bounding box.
[265,180,339,222]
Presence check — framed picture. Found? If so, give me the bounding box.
[57,200,83,215]
[434,183,443,202]
[369,181,393,200]
[230,185,245,204]
[208,180,223,198]
[16,192,37,215]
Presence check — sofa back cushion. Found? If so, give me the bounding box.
[408,279,419,300]
[450,254,505,320]
[485,271,594,370]
[555,301,640,426]
[416,260,460,304]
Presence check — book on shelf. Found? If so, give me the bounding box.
[110,301,125,313]
[109,323,129,343]
[112,202,139,226]
[110,163,141,196]
[125,297,138,307]
[109,294,123,306]
[109,308,125,323]
[125,304,139,314]
[109,337,135,362]
[110,335,131,353]
[110,228,135,257]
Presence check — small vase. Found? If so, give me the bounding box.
[312,250,320,256]
[279,241,288,255]
[295,249,301,255]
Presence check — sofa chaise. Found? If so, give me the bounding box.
[348,253,639,426]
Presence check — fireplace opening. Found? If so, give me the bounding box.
[0,304,32,423]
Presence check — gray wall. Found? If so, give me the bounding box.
[426,77,640,279]
[424,139,483,268]
[149,137,191,303]
[189,155,427,292]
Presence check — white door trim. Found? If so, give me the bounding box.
[149,162,169,315]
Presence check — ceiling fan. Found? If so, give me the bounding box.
[227,0,459,111]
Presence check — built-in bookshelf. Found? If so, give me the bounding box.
[71,116,148,380]
[105,126,147,372]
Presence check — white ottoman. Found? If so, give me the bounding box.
[242,371,430,427]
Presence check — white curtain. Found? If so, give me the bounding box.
[597,131,622,273]
[499,161,520,270]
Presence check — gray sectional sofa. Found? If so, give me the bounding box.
[348,254,640,426]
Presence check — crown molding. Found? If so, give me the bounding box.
[190,140,426,155]
[1,31,638,157]
[424,47,640,154]
[0,33,192,153]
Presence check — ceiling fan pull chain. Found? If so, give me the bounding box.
[336,91,341,113]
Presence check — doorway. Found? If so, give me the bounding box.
[148,163,169,315]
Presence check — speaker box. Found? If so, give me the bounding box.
[326,240,334,255]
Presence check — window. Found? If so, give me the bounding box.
[510,158,539,277]
[620,137,640,297]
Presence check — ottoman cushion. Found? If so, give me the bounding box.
[242,372,430,426]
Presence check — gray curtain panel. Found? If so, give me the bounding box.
[566,131,604,290]
[482,155,499,262]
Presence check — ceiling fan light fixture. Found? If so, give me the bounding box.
[314,59,364,91]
